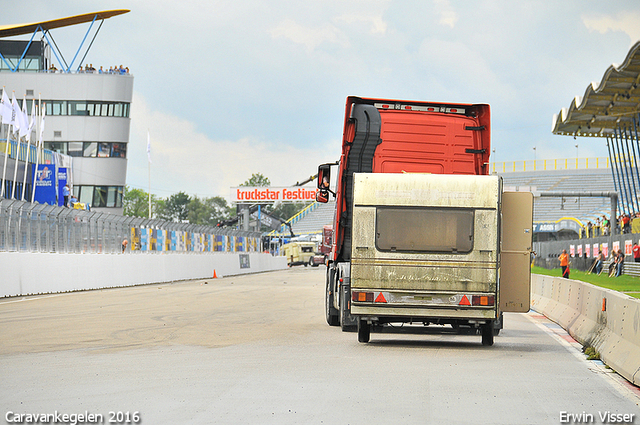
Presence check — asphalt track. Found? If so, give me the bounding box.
[1,267,639,424]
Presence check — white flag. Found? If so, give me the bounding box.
[147,130,152,163]
[27,99,36,143]
[0,89,11,125]
[39,103,46,144]
[18,96,29,138]
[11,93,19,131]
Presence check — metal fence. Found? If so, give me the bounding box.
[0,199,262,254]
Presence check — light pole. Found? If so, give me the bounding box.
[575,143,579,168]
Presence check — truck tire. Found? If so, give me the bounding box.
[357,319,370,343]
[325,275,339,327]
[481,323,494,346]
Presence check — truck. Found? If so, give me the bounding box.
[282,241,317,267]
[309,225,333,267]
[316,96,532,345]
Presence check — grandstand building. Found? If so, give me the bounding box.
[0,10,132,214]
[281,160,616,242]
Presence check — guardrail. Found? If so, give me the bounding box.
[531,274,640,386]
[0,199,261,254]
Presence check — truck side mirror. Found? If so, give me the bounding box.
[317,164,331,190]
[316,164,332,203]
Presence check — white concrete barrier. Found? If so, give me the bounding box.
[0,252,288,298]
[531,274,640,386]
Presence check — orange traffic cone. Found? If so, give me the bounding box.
[213,269,218,278]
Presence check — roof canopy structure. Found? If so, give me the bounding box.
[0,10,130,73]
[552,41,640,138]
[0,10,129,39]
[552,40,640,218]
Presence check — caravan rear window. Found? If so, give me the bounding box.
[375,207,474,253]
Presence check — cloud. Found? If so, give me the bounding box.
[269,19,348,51]
[334,13,388,35]
[128,93,340,201]
[582,11,640,45]
[434,0,458,28]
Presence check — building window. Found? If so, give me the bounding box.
[77,185,93,205]
[45,142,127,158]
[45,100,130,117]
[68,142,83,157]
[93,186,108,207]
[83,142,97,157]
[111,143,126,158]
[45,142,67,155]
[73,185,124,208]
[98,143,110,157]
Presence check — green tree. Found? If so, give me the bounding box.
[157,191,190,222]
[240,173,270,187]
[188,196,231,225]
[123,186,161,218]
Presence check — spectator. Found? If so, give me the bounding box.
[62,184,70,207]
[560,249,569,279]
[615,249,625,277]
[623,214,631,234]
[602,215,610,235]
[595,250,604,275]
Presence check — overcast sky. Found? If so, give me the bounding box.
[3,1,640,200]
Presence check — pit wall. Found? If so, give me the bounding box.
[531,274,640,386]
[0,252,288,298]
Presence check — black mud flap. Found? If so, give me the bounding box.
[340,284,357,332]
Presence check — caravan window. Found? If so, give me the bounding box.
[375,207,474,253]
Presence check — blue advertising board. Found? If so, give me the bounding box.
[33,164,57,205]
[57,168,68,207]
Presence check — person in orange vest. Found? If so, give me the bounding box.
[559,249,569,279]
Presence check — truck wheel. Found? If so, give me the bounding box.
[481,323,494,346]
[325,274,339,327]
[357,319,370,343]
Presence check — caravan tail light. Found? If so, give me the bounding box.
[472,295,495,306]
[352,291,374,302]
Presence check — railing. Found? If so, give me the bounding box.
[490,157,610,173]
[269,202,318,236]
[0,140,54,164]
[0,199,261,254]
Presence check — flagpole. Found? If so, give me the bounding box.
[21,99,35,201]
[32,99,43,203]
[1,125,9,199]
[147,130,151,219]
[10,133,20,199]
[0,86,9,199]
[11,94,27,199]
[148,162,151,219]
